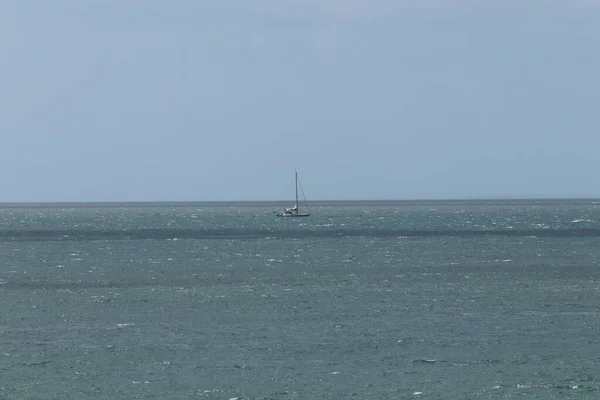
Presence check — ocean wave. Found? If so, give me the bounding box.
[1,227,600,242]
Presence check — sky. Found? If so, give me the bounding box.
[1,0,600,202]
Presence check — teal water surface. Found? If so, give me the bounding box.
[1,200,599,399]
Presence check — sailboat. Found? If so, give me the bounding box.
[275,171,311,217]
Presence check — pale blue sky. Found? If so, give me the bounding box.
[2,1,600,202]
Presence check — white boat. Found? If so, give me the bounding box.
[276,171,311,217]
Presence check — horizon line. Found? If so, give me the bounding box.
[0,197,599,207]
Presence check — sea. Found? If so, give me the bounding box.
[1,200,599,399]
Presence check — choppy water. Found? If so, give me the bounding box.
[1,200,599,399]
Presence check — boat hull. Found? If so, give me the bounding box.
[276,213,310,218]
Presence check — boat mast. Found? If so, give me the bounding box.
[295,170,299,209]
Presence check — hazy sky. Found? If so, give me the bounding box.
[2,1,600,202]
